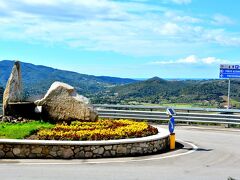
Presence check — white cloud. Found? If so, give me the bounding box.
[164,11,200,23]
[0,1,7,8]
[202,29,240,46]
[150,55,229,65]
[171,15,200,23]
[212,14,234,26]
[170,0,192,4]
[21,0,57,6]
[158,22,183,35]
[0,0,239,57]
[201,57,229,64]
[178,55,198,63]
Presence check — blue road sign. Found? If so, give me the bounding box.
[220,64,240,79]
[220,64,240,70]
[168,117,175,134]
[220,69,240,73]
[219,73,240,78]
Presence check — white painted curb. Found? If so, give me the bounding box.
[0,127,169,146]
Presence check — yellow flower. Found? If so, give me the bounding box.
[37,119,158,141]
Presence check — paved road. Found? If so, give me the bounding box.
[0,126,240,180]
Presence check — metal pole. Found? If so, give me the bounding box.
[227,79,231,109]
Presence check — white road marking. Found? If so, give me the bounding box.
[177,126,240,133]
[0,139,198,165]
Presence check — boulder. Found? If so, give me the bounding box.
[35,82,98,122]
[3,61,23,116]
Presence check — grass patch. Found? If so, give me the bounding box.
[230,99,240,108]
[0,121,54,139]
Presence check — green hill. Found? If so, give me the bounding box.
[0,86,3,102]
[94,77,240,108]
[0,60,137,101]
[1,60,240,108]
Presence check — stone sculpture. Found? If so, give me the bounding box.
[3,61,23,116]
[35,81,98,122]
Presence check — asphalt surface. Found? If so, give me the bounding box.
[0,125,240,180]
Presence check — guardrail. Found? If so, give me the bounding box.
[1,103,240,125]
[94,104,240,125]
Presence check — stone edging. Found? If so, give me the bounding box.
[0,127,169,145]
[0,127,170,159]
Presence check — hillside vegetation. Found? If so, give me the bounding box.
[0,60,137,101]
[92,77,240,108]
[1,61,240,108]
[0,86,3,102]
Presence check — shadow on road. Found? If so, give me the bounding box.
[195,148,213,152]
[182,147,213,152]
[176,141,213,152]
[175,142,184,149]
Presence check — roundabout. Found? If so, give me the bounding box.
[1,62,171,159]
[0,127,170,159]
[0,139,197,165]
[0,125,240,180]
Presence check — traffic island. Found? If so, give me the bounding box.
[0,127,169,159]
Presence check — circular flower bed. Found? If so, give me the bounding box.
[36,119,158,141]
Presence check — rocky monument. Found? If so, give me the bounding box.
[35,81,98,122]
[3,61,23,116]
[2,61,98,122]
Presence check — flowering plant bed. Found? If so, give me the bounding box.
[36,119,158,141]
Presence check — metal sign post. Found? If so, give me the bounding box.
[220,64,240,109]
[166,108,176,150]
[227,79,230,109]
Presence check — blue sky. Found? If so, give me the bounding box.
[0,0,240,79]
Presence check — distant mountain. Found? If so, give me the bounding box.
[0,60,138,101]
[0,86,3,102]
[95,76,240,108]
[1,60,240,108]
[111,77,184,98]
[96,76,186,104]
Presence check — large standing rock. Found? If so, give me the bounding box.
[3,61,23,116]
[35,82,98,122]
